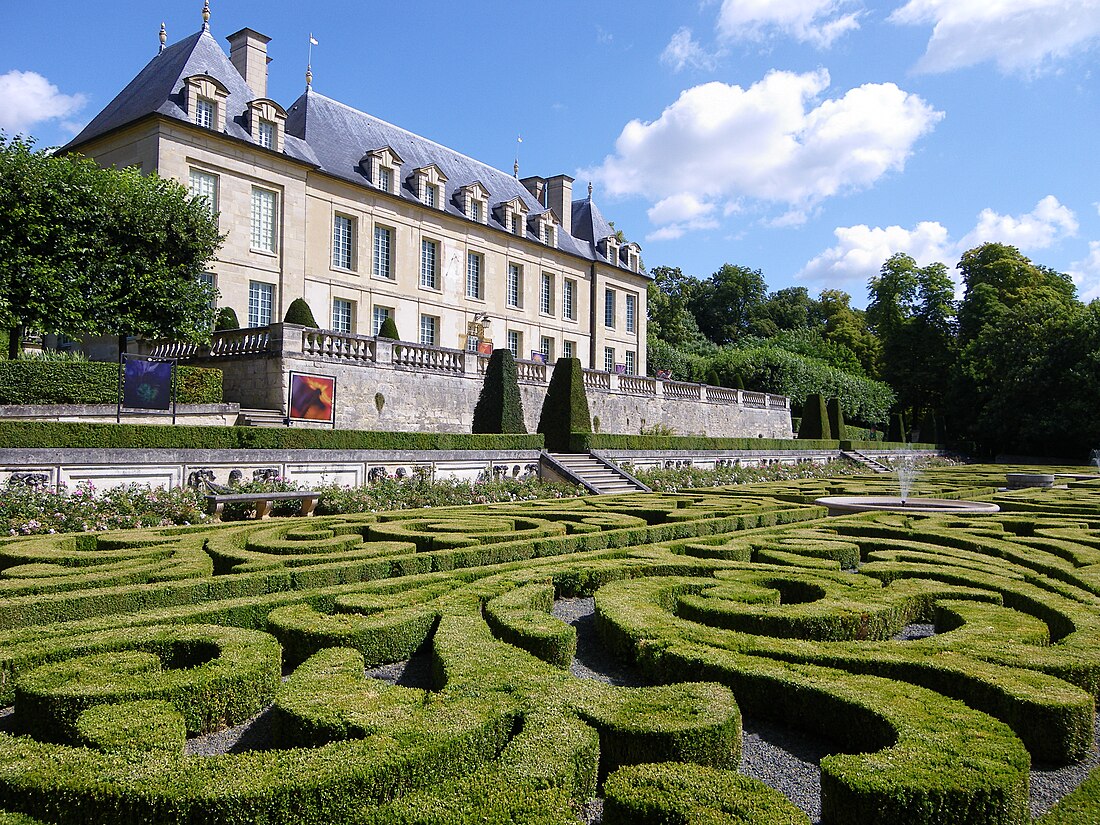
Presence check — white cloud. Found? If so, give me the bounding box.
[0,70,86,136]
[958,195,1079,250]
[583,69,941,236]
[890,0,1100,74]
[717,0,862,48]
[644,194,719,241]
[797,195,1079,294]
[661,27,721,71]
[1069,241,1100,301]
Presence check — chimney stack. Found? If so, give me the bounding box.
[227,28,272,98]
[547,175,574,237]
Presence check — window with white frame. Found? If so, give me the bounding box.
[507,330,521,357]
[424,183,437,208]
[188,169,218,217]
[332,298,354,333]
[506,264,522,308]
[563,278,576,321]
[563,340,575,360]
[332,214,355,270]
[197,272,217,309]
[542,221,555,246]
[466,252,483,299]
[250,187,277,253]
[248,281,274,327]
[419,314,438,346]
[373,226,393,279]
[371,305,392,335]
[420,239,439,289]
[257,119,275,149]
[626,293,636,333]
[378,166,393,194]
[606,240,619,265]
[604,346,615,373]
[540,273,554,315]
[471,200,483,223]
[540,336,554,361]
[625,350,636,376]
[194,97,215,129]
[604,288,616,328]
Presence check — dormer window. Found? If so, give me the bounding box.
[496,197,529,237]
[247,99,287,152]
[603,237,619,266]
[533,212,559,247]
[624,243,641,273]
[195,97,216,129]
[362,147,404,195]
[458,182,490,224]
[543,223,555,245]
[184,75,229,132]
[411,164,448,210]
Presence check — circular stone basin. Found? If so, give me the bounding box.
[814,496,1001,516]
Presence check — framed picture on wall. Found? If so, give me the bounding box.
[117,354,177,422]
[288,372,336,425]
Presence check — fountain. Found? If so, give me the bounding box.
[815,450,1000,516]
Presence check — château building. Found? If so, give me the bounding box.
[63,4,649,374]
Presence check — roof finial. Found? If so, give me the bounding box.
[306,34,318,90]
[513,159,519,178]
[202,0,210,31]
[159,22,167,53]
[588,181,594,199]
[306,64,313,89]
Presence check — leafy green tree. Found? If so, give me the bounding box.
[0,135,222,356]
[814,289,880,376]
[688,264,768,345]
[647,266,707,349]
[749,286,815,337]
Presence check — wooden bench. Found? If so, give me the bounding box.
[204,491,321,521]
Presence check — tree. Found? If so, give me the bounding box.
[814,289,880,376]
[647,266,707,349]
[472,349,527,434]
[284,298,318,327]
[688,264,768,345]
[0,135,222,356]
[749,286,814,337]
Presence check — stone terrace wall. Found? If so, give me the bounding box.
[147,325,792,439]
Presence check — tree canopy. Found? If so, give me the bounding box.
[0,135,222,355]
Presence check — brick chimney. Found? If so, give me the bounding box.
[227,28,271,99]
[546,174,574,237]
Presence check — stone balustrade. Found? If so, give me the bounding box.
[144,324,790,413]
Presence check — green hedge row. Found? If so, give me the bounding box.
[0,361,222,405]
[840,440,940,451]
[571,433,840,451]
[0,421,544,450]
[484,583,576,669]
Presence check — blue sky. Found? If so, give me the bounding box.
[2,0,1099,306]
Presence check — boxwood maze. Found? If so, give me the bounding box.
[0,467,1098,823]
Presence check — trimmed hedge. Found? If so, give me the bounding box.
[472,349,527,434]
[538,358,591,452]
[283,298,318,328]
[0,420,544,450]
[571,433,839,451]
[0,361,222,405]
[798,393,830,440]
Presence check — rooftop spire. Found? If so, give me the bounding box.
[588,181,593,199]
[306,64,313,89]
[202,0,210,32]
[159,22,167,53]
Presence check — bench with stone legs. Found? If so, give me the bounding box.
[204,491,321,520]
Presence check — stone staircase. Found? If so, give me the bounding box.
[544,452,650,495]
[237,408,287,427]
[841,449,892,474]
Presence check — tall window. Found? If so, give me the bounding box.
[248,281,274,327]
[540,273,553,315]
[507,330,521,357]
[563,340,575,360]
[197,272,217,309]
[373,226,392,279]
[188,169,217,217]
[250,187,277,252]
[332,214,355,270]
[625,293,636,333]
[378,166,393,194]
[420,239,439,289]
[540,336,554,361]
[257,119,275,149]
[563,279,576,321]
[625,351,636,376]
[604,288,616,328]
[424,184,437,208]
[506,264,522,308]
[542,223,555,245]
[470,200,483,223]
[194,97,215,128]
[466,252,483,299]
[372,306,392,335]
[419,314,438,346]
[332,298,353,333]
[604,346,615,373]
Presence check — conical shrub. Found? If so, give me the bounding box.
[377,317,400,340]
[537,358,591,452]
[827,397,847,441]
[284,298,318,328]
[797,393,831,440]
[473,349,527,434]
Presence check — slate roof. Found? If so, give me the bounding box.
[65,24,646,274]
